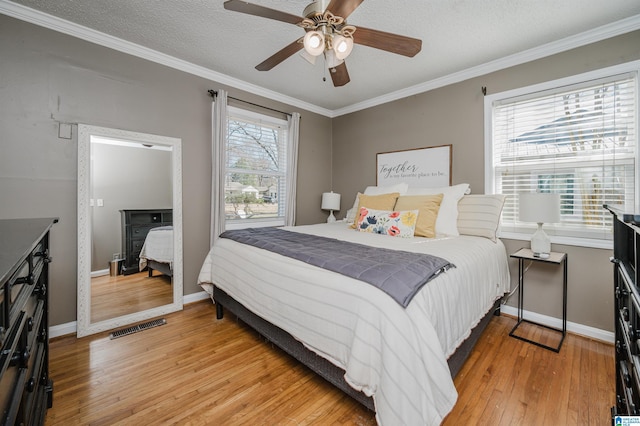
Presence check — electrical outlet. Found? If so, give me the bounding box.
[97,199,104,207]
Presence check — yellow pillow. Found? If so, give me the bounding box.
[394,194,444,238]
[351,192,400,228]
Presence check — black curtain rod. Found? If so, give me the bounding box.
[208,90,292,117]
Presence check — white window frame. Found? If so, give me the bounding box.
[485,60,640,249]
[224,106,289,230]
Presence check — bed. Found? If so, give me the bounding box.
[139,225,173,277]
[197,185,510,425]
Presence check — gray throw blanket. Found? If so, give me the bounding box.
[220,227,454,308]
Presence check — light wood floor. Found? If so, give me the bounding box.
[90,271,173,322]
[45,301,614,425]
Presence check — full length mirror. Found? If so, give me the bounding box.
[77,124,183,337]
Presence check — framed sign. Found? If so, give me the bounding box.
[376,145,452,188]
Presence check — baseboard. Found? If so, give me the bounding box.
[500,305,614,344]
[184,290,211,304]
[91,269,109,278]
[49,321,78,339]
[49,291,212,339]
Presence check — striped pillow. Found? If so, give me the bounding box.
[456,195,506,242]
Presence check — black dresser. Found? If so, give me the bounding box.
[120,209,172,275]
[608,206,640,418]
[0,218,56,425]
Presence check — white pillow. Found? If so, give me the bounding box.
[345,192,363,223]
[363,182,409,196]
[405,183,470,236]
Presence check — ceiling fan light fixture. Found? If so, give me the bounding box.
[224,0,422,87]
[303,30,325,56]
[324,49,344,69]
[332,34,353,60]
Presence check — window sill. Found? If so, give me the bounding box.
[225,218,285,230]
[498,231,612,250]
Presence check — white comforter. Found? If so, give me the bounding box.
[139,226,173,271]
[198,222,510,425]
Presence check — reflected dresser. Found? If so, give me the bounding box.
[120,209,172,275]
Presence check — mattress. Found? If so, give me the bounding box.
[198,222,510,425]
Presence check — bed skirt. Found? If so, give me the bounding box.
[213,285,501,412]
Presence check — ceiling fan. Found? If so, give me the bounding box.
[224,0,422,87]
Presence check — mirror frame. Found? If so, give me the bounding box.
[77,124,183,337]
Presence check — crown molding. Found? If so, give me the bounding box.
[0,0,333,117]
[1,0,639,118]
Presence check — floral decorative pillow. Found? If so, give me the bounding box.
[356,207,419,238]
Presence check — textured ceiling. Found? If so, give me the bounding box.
[4,0,640,114]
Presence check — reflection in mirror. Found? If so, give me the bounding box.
[77,125,183,337]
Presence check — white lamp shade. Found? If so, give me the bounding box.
[303,31,325,56]
[519,193,560,224]
[332,35,353,60]
[321,192,341,211]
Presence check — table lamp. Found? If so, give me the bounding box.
[519,192,560,258]
[321,191,341,223]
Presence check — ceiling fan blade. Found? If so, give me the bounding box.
[256,39,304,71]
[329,62,350,87]
[353,26,422,57]
[326,0,365,20]
[224,0,303,25]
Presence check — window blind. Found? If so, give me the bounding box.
[490,72,637,241]
[225,108,288,222]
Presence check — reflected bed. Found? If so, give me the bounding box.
[139,226,173,277]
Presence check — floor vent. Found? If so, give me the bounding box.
[109,318,166,339]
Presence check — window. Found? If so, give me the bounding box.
[224,106,289,226]
[485,62,639,247]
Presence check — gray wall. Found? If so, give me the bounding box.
[0,15,332,327]
[332,31,640,332]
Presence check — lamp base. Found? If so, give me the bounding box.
[530,222,551,257]
[327,211,336,223]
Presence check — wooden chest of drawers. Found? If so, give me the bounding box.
[0,218,56,425]
[607,206,640,420]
